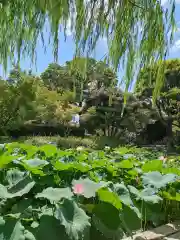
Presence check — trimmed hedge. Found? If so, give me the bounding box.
[7,123,85,137]
[21,135,122,150]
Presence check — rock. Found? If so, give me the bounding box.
[124,221,180,240]
[165,231,180,240]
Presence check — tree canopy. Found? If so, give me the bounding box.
[135,59,180,150]
[0,0,176,98]
[40,58,117,101]
[2,57,180,147]
[0,58,117,134]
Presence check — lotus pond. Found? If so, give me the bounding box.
[0,142,180,240]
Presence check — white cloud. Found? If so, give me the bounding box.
[171,39,180,52]
[161,0,168,5]
[160,0,180,5]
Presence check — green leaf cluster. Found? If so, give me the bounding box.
[0,143,180,239]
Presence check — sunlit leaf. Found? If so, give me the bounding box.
[0,155,18,168]
[163,191,180,201]
[98,189,122,210]
[0,176,35,199]
[23,158,49,168]
[39,144,57,157]
[142,172,177,189]
[24,229,36,240]
[120,205,141,231]
[29,215,68,240]
[55,199,90,240]
[118,160,133,169]
[36,187,73,202]
[92,202,123,239]
[128,185,162,203]
[162,167,180,176]
[6,169,25,187]
[114,183,133,206]
[142,160,163,172]
[0,219,25,240]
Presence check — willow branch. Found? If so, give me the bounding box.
[128,0,145,10]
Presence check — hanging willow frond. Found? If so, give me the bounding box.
[0,0,176,100]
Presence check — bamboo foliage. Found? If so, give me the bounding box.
[0,0,176,99]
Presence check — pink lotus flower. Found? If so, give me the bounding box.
[159,156,167,162]
[73,184,84,195]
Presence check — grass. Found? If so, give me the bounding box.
[3,135,123,150]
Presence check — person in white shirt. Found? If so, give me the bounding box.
[70,113,80,125]
[74,113,80,124]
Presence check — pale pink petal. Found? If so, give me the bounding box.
[73,184,84,195]
[159,156,167,162]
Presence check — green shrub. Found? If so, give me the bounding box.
[22,135,61,146]
[20,136,95,149]
[19,135,122,150]
[93,136,123,149]
[57,136,123,149]
[0,136,13,143]
[57,136,96,149]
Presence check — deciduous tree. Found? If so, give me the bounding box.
[135,59,180,151]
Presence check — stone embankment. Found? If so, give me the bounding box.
[124,221,180,240]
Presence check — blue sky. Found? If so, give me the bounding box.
[1,0,180,81]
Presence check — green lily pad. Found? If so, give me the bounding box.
[36,187,73,202]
